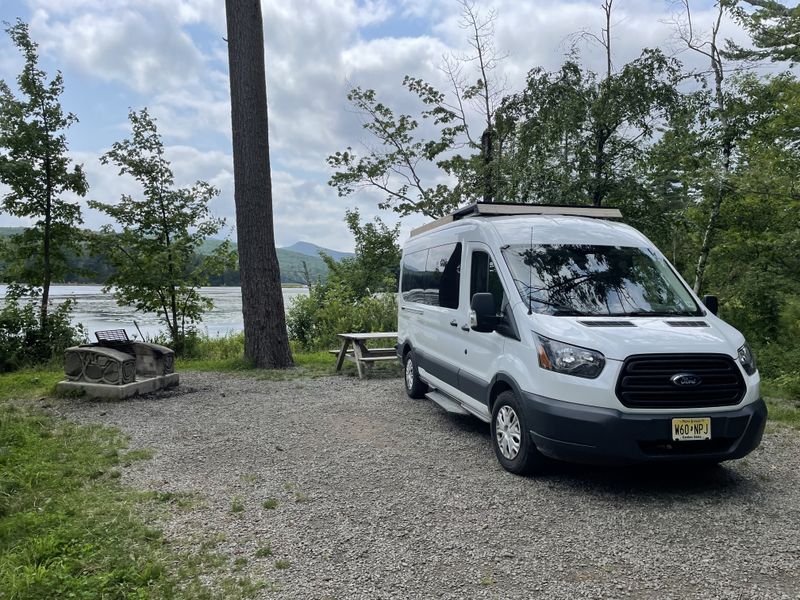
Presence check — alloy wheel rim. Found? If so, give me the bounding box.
[405,358,415,390]
[495,405,521,459]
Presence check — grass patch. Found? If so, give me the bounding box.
[0,402,261,598]
[255,544,273,558]
[274,559,291,570]
[765,397,800,430]
[294,492,310,504]
[0,366,62,399]
[177,339,402,380]
[121,447,155,465]
[230,496,245,514]
[233,557,248,571]
[262,498,278,510]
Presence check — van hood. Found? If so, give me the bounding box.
[529,314,745,361]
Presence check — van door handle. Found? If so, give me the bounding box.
[450,319,458,327]
[461,324,470,331]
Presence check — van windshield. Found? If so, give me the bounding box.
[501,244,702,317]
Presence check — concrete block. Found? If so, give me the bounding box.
[56,373,180,400]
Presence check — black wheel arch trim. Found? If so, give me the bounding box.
[488,372,525,409]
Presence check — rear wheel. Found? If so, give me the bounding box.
[403,349,428,399]
[491,390,546,475]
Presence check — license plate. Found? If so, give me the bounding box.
[672,417,711,441]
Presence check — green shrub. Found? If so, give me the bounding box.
[0,292,86,373]
[287,284,397,351]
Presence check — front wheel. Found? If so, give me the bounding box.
[403,349,428,399]
[491,391,546,475]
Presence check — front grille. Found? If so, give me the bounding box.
[616,354,745,409]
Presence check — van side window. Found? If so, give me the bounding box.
[400,249,429,304]
[401,243,461,307]
[428,243,461,309]
[470,250,504,313]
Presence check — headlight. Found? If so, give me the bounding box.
[738,343,757,375]
[535,333,605,379]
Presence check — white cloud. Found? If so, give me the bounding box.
[0,0,785,255]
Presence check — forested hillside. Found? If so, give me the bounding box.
[0,229,332,285]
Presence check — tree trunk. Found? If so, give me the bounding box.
[41,155,52,336]
[693,12,730,295]
[225,0,293,368]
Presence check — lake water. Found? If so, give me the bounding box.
[0,285,309,340]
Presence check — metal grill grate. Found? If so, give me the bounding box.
[666,321,710,328]
[95,329,130,345]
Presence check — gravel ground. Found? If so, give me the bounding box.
[52,372,800,600]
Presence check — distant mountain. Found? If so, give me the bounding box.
[285,241,354,262]
[196,238,352,284]
[0,228,339,285]
[0,227,26,238]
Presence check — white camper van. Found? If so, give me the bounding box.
[396,203,766,475]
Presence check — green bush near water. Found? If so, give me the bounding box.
[0,293,86,373]
[287,286,397,351]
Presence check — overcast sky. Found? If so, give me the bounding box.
[0,0,784,251]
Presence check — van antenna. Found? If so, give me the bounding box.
[528,225,533,315]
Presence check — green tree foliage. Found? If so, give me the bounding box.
[327,82,468,219]
[495,49,681,208]
[0,19,87,331]
[327,1,505,218]
[89,109,236,350]
[321,208,401,299]
[703,73,800,390]
[287,210,400,350]
[727,0,800,63]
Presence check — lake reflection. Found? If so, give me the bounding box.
[0,285,308,339]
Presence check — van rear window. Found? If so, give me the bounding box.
[401,243,461,309]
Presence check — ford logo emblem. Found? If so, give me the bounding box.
[671,373,702,387]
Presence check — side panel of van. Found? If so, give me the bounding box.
[399,237,465,394]
[456,242,508,407]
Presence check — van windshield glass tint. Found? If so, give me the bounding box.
[501,244,701,316]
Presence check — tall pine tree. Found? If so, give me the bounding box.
[225,0,293,368]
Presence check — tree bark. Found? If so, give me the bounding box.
[225,0,293,368]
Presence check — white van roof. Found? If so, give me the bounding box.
[410,202,622,237]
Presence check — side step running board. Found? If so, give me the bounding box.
[425,390,470,416]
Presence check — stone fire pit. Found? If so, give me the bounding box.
[56,329,179,399]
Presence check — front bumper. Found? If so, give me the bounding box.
[523,393,767,466]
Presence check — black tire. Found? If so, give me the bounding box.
[403,349,428,399]
[491,390,546,475]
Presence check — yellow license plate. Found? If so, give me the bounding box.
[672,418,711,441]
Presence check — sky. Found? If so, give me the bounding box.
[0,0,783,252]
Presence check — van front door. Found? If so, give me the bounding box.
[456,243,507,412]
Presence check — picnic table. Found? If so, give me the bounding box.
[332,332,399,379]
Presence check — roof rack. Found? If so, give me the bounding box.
[409,202,623,237]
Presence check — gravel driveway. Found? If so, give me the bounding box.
[54,372,799,599]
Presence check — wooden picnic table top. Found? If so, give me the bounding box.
[337,332,398,340]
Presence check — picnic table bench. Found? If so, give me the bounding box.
[331,332,399,379]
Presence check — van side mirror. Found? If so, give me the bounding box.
[470,293,499,332]
[703,295,718,316]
